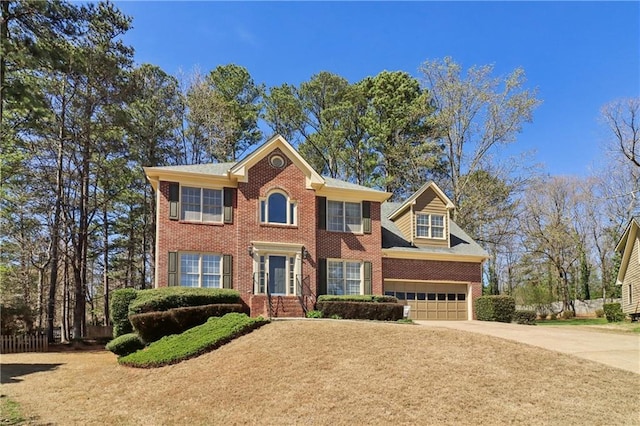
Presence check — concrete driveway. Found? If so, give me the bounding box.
[417,320,640,374]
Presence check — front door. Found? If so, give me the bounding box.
[268,255,287,295]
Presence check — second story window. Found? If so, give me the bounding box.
[328,201,362,233]
[261,191,296,225]
[416,213,445,239]
[181,186,223,223]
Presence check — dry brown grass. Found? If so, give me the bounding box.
[1,320,639,425]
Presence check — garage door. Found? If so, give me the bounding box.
[384,282,468,320]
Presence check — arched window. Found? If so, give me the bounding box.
[260,191,296,225]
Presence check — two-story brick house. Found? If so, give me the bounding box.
[145,135,488,320]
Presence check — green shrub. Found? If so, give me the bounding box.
[306,310,323,318]
[594,308,605,318]
[105,333,145,356]
[128,287,241,315]
[316,295,398,304]
[130,303,244,343]
[315,301,403,321]
[603,303,625,322]
[550,312,558,320]
[513,310,537,325]
[119,313,268,368]
[110,288,138,337]
[475,295,515,323]
[561,310,575,320]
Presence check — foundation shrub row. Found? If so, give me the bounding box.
[315,295,403,321]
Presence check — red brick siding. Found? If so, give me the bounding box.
[316,201,384,294]
[382,258,483,319]
[155,181,237,288]
[235,149,318,309]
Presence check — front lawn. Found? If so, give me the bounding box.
[537,318,640,333]
[1,320,637,425]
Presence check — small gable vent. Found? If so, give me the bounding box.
[269,154,286,169]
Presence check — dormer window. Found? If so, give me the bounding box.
[261,190,296,225]
[416,213,445,239]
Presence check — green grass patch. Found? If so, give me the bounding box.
[0,395,27,425]
[537,318,608,326]
[118,313,268,368]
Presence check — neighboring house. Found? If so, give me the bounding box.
[615,217,640,320]
[144,135,488,320]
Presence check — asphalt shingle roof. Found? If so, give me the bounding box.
[149,162,236,175]
[381,202,489,258]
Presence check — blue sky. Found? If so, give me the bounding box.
[114,1,639,176]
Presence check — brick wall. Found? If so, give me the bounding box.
[382,257,483,319]
[236,148,318,308]
[316,202,384,294]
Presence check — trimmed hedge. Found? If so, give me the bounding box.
[128,287,241,315]
[603,303,625,322]
[130,303,244,343]
[315,301,403,321]
[513,310,537,325]
[105,333,145,356]
[119,313,268,368]
[316,295,399,304]
[475,295,515,323]
[110,288,138,337]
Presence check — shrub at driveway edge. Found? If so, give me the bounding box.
[475,295,515,323]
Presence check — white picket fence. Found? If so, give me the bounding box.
[1,334,48,354]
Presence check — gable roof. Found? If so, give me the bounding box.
[388,181,455,221]
[229,134,324,189]
[143,135,391,201]
[381,202,489,261]
[615,216,640,285]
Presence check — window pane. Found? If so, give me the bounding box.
[431,215,444,227]
[345,202,362,232]
[437,293,446,301]
[289,202,296,225]
[181,187,201,221]
[201,275,220,288]
[427,293,436,301]
[201,255,221,274]
[417,293,426,301]
[202,189,222,222]
[431,226,444,238]
[268,193,287,223]
[416,214,429,237]
[407,292,416,300]
[260,200,266,222]
[457,293,466,301]
[345,261,361,295]
[180,253,199,287]
[385,291,395,297]
[327,201,344,231]
[396,292,406,300]
[328,261,344,295]
[447,293,456,301]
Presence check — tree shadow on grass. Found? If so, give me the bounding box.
[1,363,63,384]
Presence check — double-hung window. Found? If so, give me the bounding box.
[327,201,362,233]
[181,186,222,223]
[327,260,362,295]
[260,191,296,225]
[180,253,222,288]
[416,213,445,239]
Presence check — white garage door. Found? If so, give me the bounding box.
[385,282,468,320]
